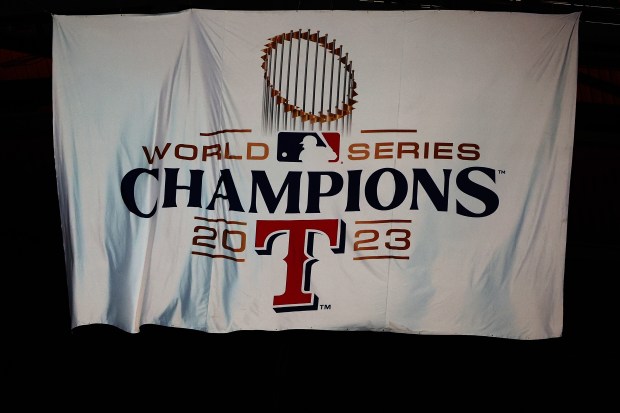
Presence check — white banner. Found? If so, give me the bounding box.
[52,9,579,339]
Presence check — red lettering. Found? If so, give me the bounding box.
[255,219,345,312]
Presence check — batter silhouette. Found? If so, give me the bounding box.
[299,135,337,163]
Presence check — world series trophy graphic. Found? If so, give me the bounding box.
[261,29,358,136]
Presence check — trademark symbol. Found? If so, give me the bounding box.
[498,170,506,175]
[320,304,331,310]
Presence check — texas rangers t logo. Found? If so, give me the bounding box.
[255,219,346,312]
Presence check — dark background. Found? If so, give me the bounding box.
[3,0,618,400]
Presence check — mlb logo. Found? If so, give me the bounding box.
[277,131,340,163]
